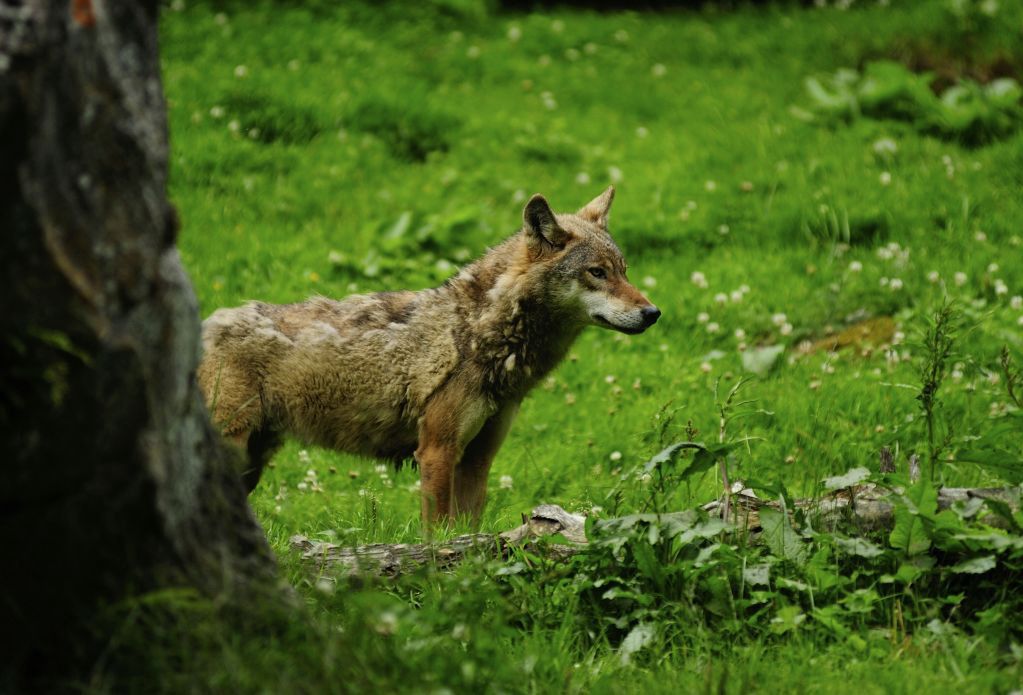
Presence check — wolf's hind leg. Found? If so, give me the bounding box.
[454,402,519,526]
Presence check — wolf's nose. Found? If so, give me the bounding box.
[641,305,661,326]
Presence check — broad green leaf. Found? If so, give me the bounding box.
[889,480,938,556]
[776,576,811,593]
[982,498,1022,533]
[494,562,526,576]
[642,441,705,474]
[760,505,808,566]
[770,605,806,635]
[950,555,996,574]
[841,588,880,614]
[834,536,886,558]
[822,466,871,490]
[743,563,771,587]
[950,496,985,520]
[811,605,849,637]
[632,540,664,591]
[683,438,761,482]
[677,517,731,544]
[895,554,936,585]
[619,624,656,665]
[694,543,720,567]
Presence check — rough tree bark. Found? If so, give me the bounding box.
[0,0,274,681]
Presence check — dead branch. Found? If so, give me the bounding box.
[290,504,585,577]
[289,488,1019,577]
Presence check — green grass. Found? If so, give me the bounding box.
[121,0,1023,690]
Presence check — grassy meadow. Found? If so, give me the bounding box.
[110,0,1023,690]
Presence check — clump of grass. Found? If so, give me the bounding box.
[346,92,460,162]
[220,90,324,144]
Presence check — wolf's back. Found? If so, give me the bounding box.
[197,293,463,456]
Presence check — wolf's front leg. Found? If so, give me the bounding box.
[417,441,458,525]
[415,381,493,531]
[454,402,519,526]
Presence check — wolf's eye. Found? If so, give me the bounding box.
[588,267,607,279]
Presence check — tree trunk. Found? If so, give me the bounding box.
[0,0,274,681]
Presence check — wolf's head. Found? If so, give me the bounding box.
[522,187,660,335]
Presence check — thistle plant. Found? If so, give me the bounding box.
[916,302,960,483]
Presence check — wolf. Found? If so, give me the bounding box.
[198,187,660,527]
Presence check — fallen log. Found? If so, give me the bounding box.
[289,487,1020,577]
[290,504,585,577]
[703,484,1021,533]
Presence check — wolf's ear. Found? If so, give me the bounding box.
[523,194,568,249]
[577,185,615,228]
